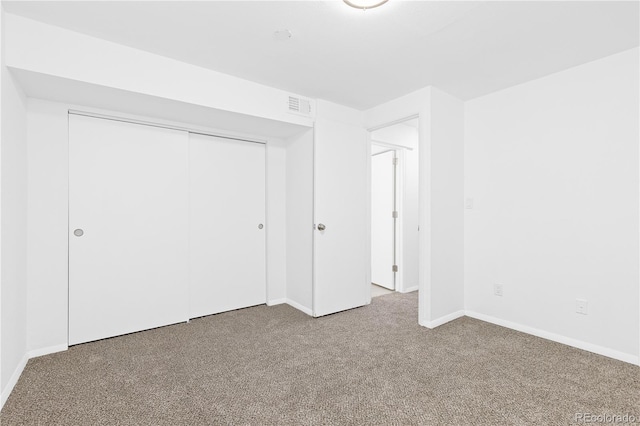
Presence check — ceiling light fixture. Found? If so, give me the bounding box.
[343,0,388,11]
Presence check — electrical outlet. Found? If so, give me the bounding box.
[493,284,503,297]
[576,299,588,315]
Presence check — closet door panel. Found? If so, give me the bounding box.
[189,134,266,318]
[69,114,189,345]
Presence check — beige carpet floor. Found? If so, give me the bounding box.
[1,292,638,425]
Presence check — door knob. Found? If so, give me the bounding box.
[258,224,264,229]
[317,223,326,231]
[73,229,84,237]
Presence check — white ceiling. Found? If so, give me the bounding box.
[3,1,639,110]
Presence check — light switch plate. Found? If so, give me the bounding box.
[494,283,503,296]
[465,198,474,209]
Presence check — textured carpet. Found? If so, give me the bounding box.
[1,292,638,425]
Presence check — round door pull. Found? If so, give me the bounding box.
[258,224,264,229]
[317,223,326,231]
[73,229,84,237]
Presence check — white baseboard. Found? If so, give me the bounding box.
[28,343,68,359]
[420,310,465,329]
[0,353,28,410]
[1,344,69,410]
[266,298,287,306]
[286,299,313,316]
[400,285,419,294]
[465,311,639,366]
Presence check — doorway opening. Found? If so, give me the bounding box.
[369,118,419,298]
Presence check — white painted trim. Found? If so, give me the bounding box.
[65,105,278,154]
[69,110,267,145]
[1,345,69,409]
[394,148,404,293]
[370,138,415,151]
[266,298,287,306]
[365,132,372,306]
[420,310,465,329]
[465,311,640,366]
[311,124,317,318]
[366,114,420,132]
[286,299,313,316]
[0,353,28,410]
[400,285,418,294]
[27,344,68,359]
[417,110,432,331]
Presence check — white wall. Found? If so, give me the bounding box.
[465,47,640,363]
[429,88,465,320]
[266,141,287,304]
[25,98,291,353]
[371,124,420,292]
[0,12,3,404]
[402,145,419,292]
[4,14,313,130]
[285,129,314,314]
[25,99,68,355]
[1,25,29,408]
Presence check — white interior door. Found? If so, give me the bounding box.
[371,150,396,290]
[313,118,368,317]
[69,114,189,345]
[189,134,266,318]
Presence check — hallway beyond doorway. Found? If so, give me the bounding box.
[371,283,394,298]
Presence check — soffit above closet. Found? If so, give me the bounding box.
[4,1,638,109]
[11,68,310,139]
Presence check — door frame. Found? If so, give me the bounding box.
[366,114,425,315]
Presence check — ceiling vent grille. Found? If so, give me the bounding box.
[288,95,311,116]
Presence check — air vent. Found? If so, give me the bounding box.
[288,95,311,116]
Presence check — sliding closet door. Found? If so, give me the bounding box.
[189,134,266,318]
[69,114,189,345]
